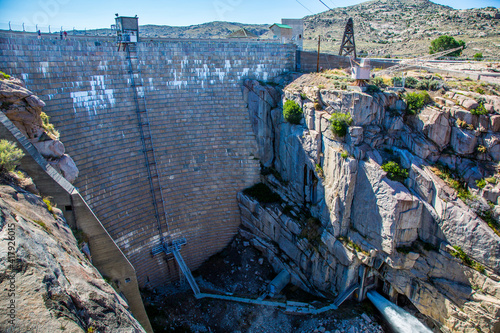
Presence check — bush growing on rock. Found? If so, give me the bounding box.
[40,112,60,139]
[415,79,440,91]
[0,71,10,79]
[470,103,488,116]
[473,53,483,61]
[329,113,352,137]
[365,85,380,95]
[283,100,303,125]
[381,161,408,182]
[404,76,419,89]
[404,91,432,114]
[371,77,386,88]
[0,140,24,173]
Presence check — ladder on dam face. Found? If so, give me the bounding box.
[125,43,169,242]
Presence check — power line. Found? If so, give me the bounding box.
[318,0,332,10]
[295,0,314,14]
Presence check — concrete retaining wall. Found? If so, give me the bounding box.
[298,51,399,72]
[0,31,296,287]
[0,112,152,332]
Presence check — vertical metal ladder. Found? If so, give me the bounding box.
[125,43,168,242]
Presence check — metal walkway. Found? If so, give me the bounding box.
[333,284,359,308]
[125,43,169,242]
[172,248,201,295]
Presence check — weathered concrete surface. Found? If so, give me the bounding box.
[0,31,296,287]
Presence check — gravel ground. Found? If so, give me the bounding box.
[142,235,387,333]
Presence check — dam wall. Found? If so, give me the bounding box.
[0,31,296,287]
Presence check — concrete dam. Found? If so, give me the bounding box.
[0,31,296,287]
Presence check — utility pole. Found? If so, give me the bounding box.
[317,35,321,72]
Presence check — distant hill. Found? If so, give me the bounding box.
[303,0,500,58]
[82,0,500,58]
[81,21,273,40]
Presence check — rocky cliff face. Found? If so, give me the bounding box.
[0,177,145,332]
[240,74,500,332]
[0,77,78,183]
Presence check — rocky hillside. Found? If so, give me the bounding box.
[79,21,273,40]
[0,174,145,332]
[303,0,500,58]
[240,71,500,332]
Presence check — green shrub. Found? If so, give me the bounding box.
[430,164,472,201]
[283,100,303,125]
[428,80,441,91]
[486,177,497,185]
[329,113,352,137]
[0,140,24,173]
[476,179,486,189]
[475,86,485,94]
[404,91,432,114]
[477,145,487,154]
[315,164,324,178]
[404,76,419,89]
[365,85,380,95]
[470,103,488,115]
[473,53,483,61]
[340,151,349,159]
[43,197,58,218]
[479,210,500,237]
[371,77,386,88]
[300,93,307,100]
[34,220,49,232]
[429,35,465,56]
[381,161,408,182]
[415,79,440,91]
[0,71,10,79]
[450,246,486,274]
[40,112,60,139]
[392,77,402,86]
[243,183,281,204]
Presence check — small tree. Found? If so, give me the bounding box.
[283,100,303,125]
[473,53,483,61]
[381,161,408,182]
[0,140,24,173]
[404,91,432,115]
[429,35,465,57]
[330,113,353,137]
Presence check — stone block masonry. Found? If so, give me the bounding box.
[0,31,296,287]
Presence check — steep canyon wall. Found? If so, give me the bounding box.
[0,31,296,287]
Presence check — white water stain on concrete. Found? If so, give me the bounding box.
[70,75,116,115]
[39,62,49,76]
[168,71,188,89]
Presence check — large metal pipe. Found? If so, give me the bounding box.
[367,290,432,333]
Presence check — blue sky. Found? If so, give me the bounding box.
[0,0,498,30]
